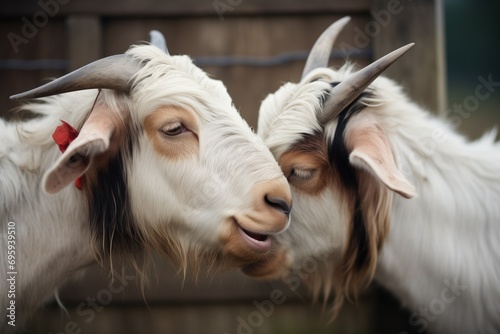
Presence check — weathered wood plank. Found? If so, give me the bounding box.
[1,0,370,17]
[102,15,371,56]
[66,15,102,70]
[0,19,66,117]
[0,15,371,123]
[372,0,446,115]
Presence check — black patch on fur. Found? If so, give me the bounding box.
[87,138,142,257]
[294,131,324,147]
[327,86,372,270]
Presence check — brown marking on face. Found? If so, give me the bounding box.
[241,248,289,278]
[279,134,337,195]
[357,171,392,249]
[285,127,394,319]
[273,129,395,318]
[144,106,200,159]
[218,219,270,266]
[329,170,392,307]
[211,217,285,279]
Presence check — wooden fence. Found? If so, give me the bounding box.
[1,0,445,122]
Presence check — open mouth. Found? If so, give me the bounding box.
[241,228,268,242]
[237,226,272,252]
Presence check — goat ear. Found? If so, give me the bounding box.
[43,102,117,194]
[345,120,416,198]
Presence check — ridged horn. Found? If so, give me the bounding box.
[319,43,415,124]
[10,54,142,100]
[301,16,351,80]
[149,30,168,54]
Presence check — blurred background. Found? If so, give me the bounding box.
[1,0,499,333]
[445,0,500,138]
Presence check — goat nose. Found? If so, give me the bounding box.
[265,195,291,216]
[246,176,292,233]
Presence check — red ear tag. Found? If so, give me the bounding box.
[52,120,84,190]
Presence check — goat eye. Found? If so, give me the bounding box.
[290,168,315,180]
[160,122,185,136]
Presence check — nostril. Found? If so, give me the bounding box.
[265,195,292,216]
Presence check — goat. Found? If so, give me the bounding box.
[0,31,292,331]
[255,17,500,334]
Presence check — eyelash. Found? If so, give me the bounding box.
[160,122,185,136]
[290,168,314,180]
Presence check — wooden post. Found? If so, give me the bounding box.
[372,0,447,116]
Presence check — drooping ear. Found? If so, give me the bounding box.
[344,118,416,198]
[43,101,118,194]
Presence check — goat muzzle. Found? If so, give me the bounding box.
[220,176,291,269]
[237,176,292,235]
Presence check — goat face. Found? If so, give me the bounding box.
[12,40,291,275]
[254,19,416,310]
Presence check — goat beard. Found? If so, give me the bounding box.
[241,247,289,278]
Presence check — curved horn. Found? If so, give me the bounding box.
[10,54,142,100]
[301,16,351,80]
[149,30,169,54]
[319,43,414,124]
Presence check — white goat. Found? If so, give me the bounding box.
[255,18,500,334]
[0,32,291,331]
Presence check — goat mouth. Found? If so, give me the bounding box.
[237,226,272,252]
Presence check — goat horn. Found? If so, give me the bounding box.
[319,43,414,125]
[149,30,169,54]
[10,54,142,100]
[301,16,351,80]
